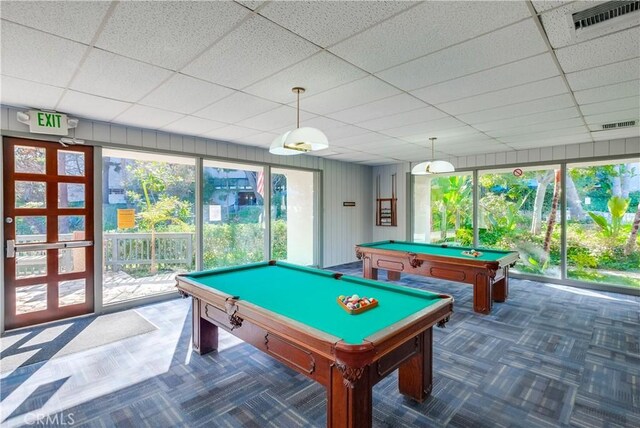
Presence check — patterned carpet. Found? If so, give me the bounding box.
[1,262,638,427]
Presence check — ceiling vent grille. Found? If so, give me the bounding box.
[573,1,639,30]
[602,120,636,130]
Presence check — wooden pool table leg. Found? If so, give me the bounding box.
[398,328,432,401]
[192,297,218,355]
[387,270,401,281]
[492,275,508,302]
[362,257,378,280]
[328,364,372,428]
[473,274,492,315]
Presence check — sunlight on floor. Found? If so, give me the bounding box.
[542,283,637,302]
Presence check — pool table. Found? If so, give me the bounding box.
[175,261,453,428]
[355,240,519,315]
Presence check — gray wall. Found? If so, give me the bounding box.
[0,105,373,268]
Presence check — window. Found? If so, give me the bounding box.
[479,166,562,278]
[566,159,640,288]
[102,149,196,304]
[202,160,265,269]
[413,173,473,244]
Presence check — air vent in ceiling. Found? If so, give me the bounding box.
[572,1,639,30]
[601,120,636,130]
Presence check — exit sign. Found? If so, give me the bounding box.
[28,110,69,135]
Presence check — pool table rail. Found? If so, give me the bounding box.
[175,264,453,428]
[356,240,518,314]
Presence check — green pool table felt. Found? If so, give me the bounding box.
[186,262,444,345]
[359,240,515,262]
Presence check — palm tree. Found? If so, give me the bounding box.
[624,201,640,256]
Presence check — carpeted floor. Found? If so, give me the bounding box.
[1,262,638,427]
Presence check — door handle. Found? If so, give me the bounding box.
[6,240,94,256]
[6,239,15,258]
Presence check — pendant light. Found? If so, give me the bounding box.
[269,87,329,155]
[411,137,455,175]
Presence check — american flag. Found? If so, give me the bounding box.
[256,171,264,197]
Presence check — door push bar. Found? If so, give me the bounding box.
[5,240,93,258]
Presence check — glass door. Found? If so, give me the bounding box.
[271,168,316,266]
[3,137,94,329]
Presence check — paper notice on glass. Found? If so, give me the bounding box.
[209,205,221,222]
[117,209,135,229]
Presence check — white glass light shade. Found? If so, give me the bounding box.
[269,127,329,155]
[411,160,455,175]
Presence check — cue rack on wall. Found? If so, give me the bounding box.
[376,173,397,227]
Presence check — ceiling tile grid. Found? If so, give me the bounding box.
[0,1,111,44]
[182,14,320,89]
[140,74,235,115]
[0,76,64,110]
[436,76,569,116]
[69,48,173,102]
[376,19,548,91]
[329,1,530,73]
[411,53,560,105]
[259,1,417,48]
[96,1,249,70]
[1,1,639,165]
[1,21,87,87]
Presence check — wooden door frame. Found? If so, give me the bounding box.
[3,137,95,330]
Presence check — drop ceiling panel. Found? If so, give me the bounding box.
[579,96,640,116]
[473,107,581,132]
[323,124,372,140]
[58,90,132,122]
[70,49,173,102]
[0,76,64,110]
[203,125,262,141]
[182,14,320,89]
[295,76,401,115]
[377,19,547,91]
[499,126,590,143]
[400,126,485,144]
[591,127,640,141]
[0,1,111,44]
[486,117,586,138]
[507,133,593,148]
[412,53,559,105]
[259,1,416,48]
[235,105,315,132]
[96,1,248,70]
[381,116,467,139]
[574,80,640,104]
[140,74,234,114]
[193,92,280,124]
[327,94,425,123]
[555,27,640,73]
[330,1,530,73]
[532,1,570,14]
[355,107,449,132]
[584,108,640,128]
[160,115,227,136]
[114,105,185,129]
[1,21,87,86]
[331,133,391,148]
[244,52,367,103]
[565,58,640,91]
[437,76,568,115]
[237,1,265,11]
[458,94,576,125]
